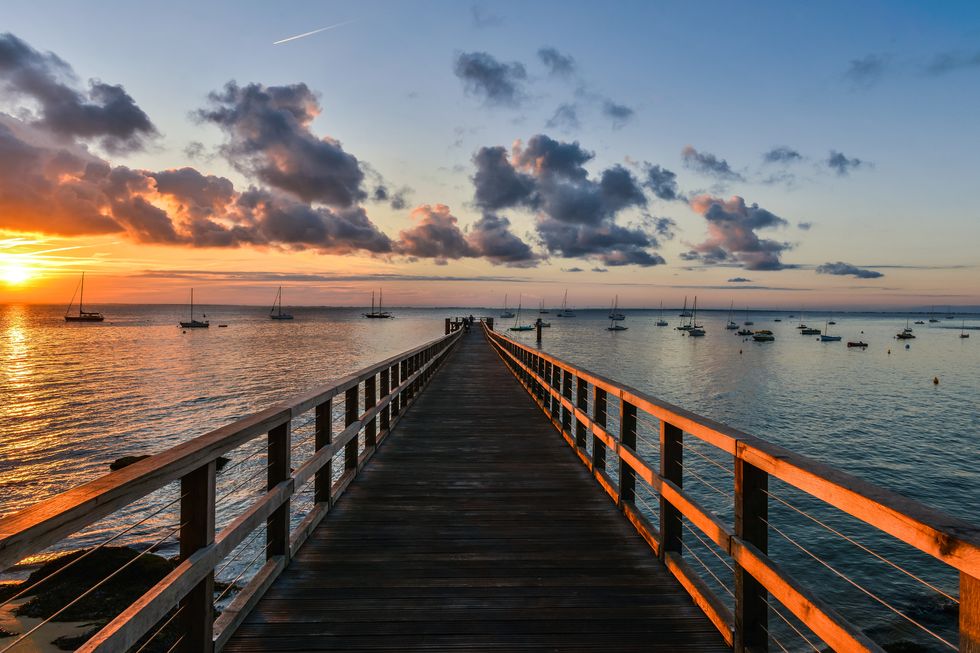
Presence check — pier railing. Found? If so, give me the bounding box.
[0,327,462,652]
[484,323,980,652]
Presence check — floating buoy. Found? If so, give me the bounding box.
[739,349,743,354]
[905,344,910,350]
[887,348,891,354]
[933,376,939,385]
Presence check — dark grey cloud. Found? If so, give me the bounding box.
[198,81,368,207]
[816,261,884,279]
[563,266,584,272]
[728,277,752,283]
[545,103,579,131]
[0,32,157,152]
[844,54,888,88]
[538,47,576,77]
[591,267,608,272]
[372,184,410,210]
[471,145,536,210]
[453,51,527,107]
[827,150,867,176]
[601,100,634,129]
[924,50,980,76]
[642,164,682,201]
[687,195,792,270]
[394,204,473,264]
[681,145,744,181]
[467,212,543,267]
[797,221,813,231]
[536,217,664,266]
[762,146,803,164]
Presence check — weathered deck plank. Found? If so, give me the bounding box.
[223,329,729,652]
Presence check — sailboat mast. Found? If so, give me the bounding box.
[79,272,85,314]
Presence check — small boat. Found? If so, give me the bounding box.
[609,295,625,321]
[64,272,105,322]
[819,322,841,342]
[500,294,515,319]
[539,299,549,314]
[725,301,737,329]
[737,328,753,336]
[656,301,668,326]
[752,330,775,342]
[179,288,209,328]
[774,318,782,322]
[928,306,939,323]
[913,320,925,325]
[961,321,970,339]
[538,319,551,328]
[687,298,705,336]
[828,320,837,325]
[796,309,807,329]
[509,298,534,331]
[269,286,294,320]
[847,341,868,348]
[678,296,692,318]
[676,324,693,332]
[363,290,392,319]
[556,290,575,317]
[801,327,821,335]
[218,324,229,328]
[945,306,954,319]
[742,305,753,326]
[895,318,915,339]
[607,321,628,331]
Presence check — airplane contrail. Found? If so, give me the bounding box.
[273,20,356,45]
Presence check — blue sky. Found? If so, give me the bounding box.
[1,0,978,308]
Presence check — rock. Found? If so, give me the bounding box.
[108,455,150,471]
[216,456,230,471]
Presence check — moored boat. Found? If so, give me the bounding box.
[179,288,209,328]
[752,330,774,342]
[64,272,105,322]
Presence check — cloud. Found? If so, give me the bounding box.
[467,213,542,267]
[372,184,410,210]
[924,50,980,76]
[686,195,792,270]
[762,146,803,164]
[797,221,812,230]
[470,133,665,266]
[394,204,473,264]
[545,103,579,131]
[816,261,884,279]
[538,47,576,77]
[563,266,584,272]
[728,277,752,282]
[197,81,369,207]
[681,145,744,181]
[844,54,888,87]
[470,5,503,28]
[642,164,682,201]
[591,267,607,272]
[453,51,527,107]
[601,100,634,129]
[0,32,157,153]
[827,150,867,176]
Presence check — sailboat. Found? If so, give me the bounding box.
[961,321,970,339]
[797,309,808,330]
[928,305,940,323]
[509,296,534,331]
[725,301,738,329]
[655,301,668,326]
[539,299,549,314]
[608,295,625,321]
[678,296,692,317]
[64,272,104,322]
[895,318,915,339]
[743,306,754,326]
[557,290,575,317]
[269,286,294,320]
[688,297,705,337]
[607,318,628,331]
[179,289,209,328]
[363,290,392,319]
[500,294,515,319]
[945,306,954,319]
[819,321,841,342]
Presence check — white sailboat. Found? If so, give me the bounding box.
[656,300,668,326]
[180,289,209,328]
[269,286,294,320]
[509,296,534,331]
[679,296,692,317]
[688,297,705,337]
[725,301,738,329]
[500,294,515,319]
[557,290,575,317]
[608,295,625,321]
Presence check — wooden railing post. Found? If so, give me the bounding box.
[365,375,377,449]
[575,376,588,450]
[593,386,607,472]
[735,447,768,652]
[379,369,391,436]
[345,386,359,473]
[551,364,561,422]
[178,461,215,653]
[391,363,401,416]
[561,370,573,436]
[267,422,291,563]
[314,399,332,505]
[660,422,683,556]
[619,400,637,505]
[963,573,980,652]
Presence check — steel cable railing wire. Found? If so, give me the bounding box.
[680,440,733,476]
[761,623,791,653]
[763,596,822,653]
[681,519,734,573]
[763,488,958,604]
[679,537,734,598]
[761,516,957,650]
[214,539,275,607]
[215,459,275,507]
[213,527,264,582]
[0,520,186,653]
[132,605,183,653]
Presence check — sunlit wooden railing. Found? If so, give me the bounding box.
[484,322,980,653]
[0,327,463,652]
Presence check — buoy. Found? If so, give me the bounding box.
[933,376,939,385]
[887,349,891,354]
[905,344,910,350]
[739,349,742,354]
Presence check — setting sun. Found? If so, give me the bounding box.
[1,261,32,285]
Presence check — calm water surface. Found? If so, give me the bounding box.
[1,304,976,650]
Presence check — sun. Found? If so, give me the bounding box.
[1,263,32,285]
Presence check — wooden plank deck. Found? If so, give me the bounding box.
[223,329,729,652]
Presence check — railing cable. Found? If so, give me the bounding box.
[763,596,822,653]
[132,605,184,653]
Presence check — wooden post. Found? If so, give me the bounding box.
[593,386,607,472]
[735,451,768,652]
[551,364,561,421]
[963,573,980,652]
[267,422,291,561]
[179,461,215,653]
[314,399,333,505]
[345,386,359,472]
[487,317,494,330]
[619,400,637,505]
[575,376,588,449]
[536,318,542,343]
[379,368,391,436]
[365,375,377,449]
[445,318,451,335]
[561,369,573,436]
[660,422,683,556]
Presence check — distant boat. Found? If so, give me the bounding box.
[179,288,209,328]
[895,318,915,339]
[609,295,625,321]
[737,328,754,336]
[364,290,392,319]
[269,286,294,320]
[688,297,705,337]
[607,322,628,331]
[945,305,954,319]
[801,327,821,335]
[752,330,775,342]
[847,341,869,348]
[725,301,737,329]
[743,305,753,326]
[961,321,970,339]
[556,290,575,317]
[64,272,104,322]
[509,297,534,331]
[913,320,925,325]
[819,322,841,342]
[656,300,668,326]
[774,318,782,322]
[796,310,807,330]
[679,296,692,317]
[929,306,940,323]
[500,294,515,319]
[828,320,837,325]
[538,318,551,328]
[539,299,549,314]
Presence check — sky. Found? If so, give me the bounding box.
[1,0,978,309]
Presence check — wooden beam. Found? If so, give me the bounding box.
[179,461,215,653]
[660,421,683,557]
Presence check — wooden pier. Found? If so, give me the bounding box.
[0,320,977,652]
